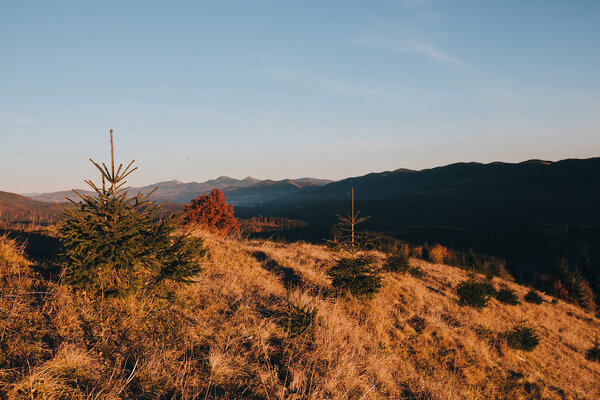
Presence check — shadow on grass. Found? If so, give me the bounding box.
[251,250,305,289]
[1,229,62,281]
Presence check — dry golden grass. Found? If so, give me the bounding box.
[1,229,599,399]
[7,344,115,400]
[0,234,32,270]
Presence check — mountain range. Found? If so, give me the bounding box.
[25,176,332,206]
[235,157,600,280]
[0,191,62,227]
[243,158,600,227]
[4,159,600,399]
[6,157,600,277]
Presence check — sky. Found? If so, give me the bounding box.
[1,0,600,193]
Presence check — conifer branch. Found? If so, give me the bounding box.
[119,166,138,181]
[100,163,112,181]
[115,163,123,179]
[110,129,116,197]
[114,181,130,192]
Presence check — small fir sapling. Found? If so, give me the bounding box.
[57,130,206,297]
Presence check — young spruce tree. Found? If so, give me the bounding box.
[326,188,382,299]
[329,187,369,254]
[58,130,206,296]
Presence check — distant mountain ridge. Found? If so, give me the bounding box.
[0,191,60,212]
[248,158,600,223]
[25,176,333,206]
[0,191,62,226]
[7,157,600,301]
[236,157,600,280]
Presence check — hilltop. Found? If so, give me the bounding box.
[1,230,598,399]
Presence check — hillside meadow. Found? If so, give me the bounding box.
[1,230,599,399]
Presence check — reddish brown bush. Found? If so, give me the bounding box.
[184,189,240,236]
[429,243,450,264]
[552,279,573,303]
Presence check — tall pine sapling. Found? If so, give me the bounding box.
[327,255,382,298]
[329,188,370,254]
[57,130,206,296]
[326,188,382,298]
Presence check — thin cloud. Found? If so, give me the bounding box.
[310,78,396,98]
[265,68,456,101]
[402,41,462,65]
[0,117,37,124]
[353,34,462,67]
[395,0,434,6]
[265,69,398,98]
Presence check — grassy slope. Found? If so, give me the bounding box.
[0,191,61,213]
[1,232,599,399]
[0,191,61,228]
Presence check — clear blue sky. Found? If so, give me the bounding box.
[2,0,600,193]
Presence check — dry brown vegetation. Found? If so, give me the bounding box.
[1,231,599,399]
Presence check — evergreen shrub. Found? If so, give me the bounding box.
[502,323,540,351]
[286,300,318,337]
[383,248,410,273]
[456,278,496,309]
[328,255,382,298]
[494,285,520,305]
[524,289,543,305]
[585,335,600,363]
[57,130,206,296]
[408,266,425,279]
